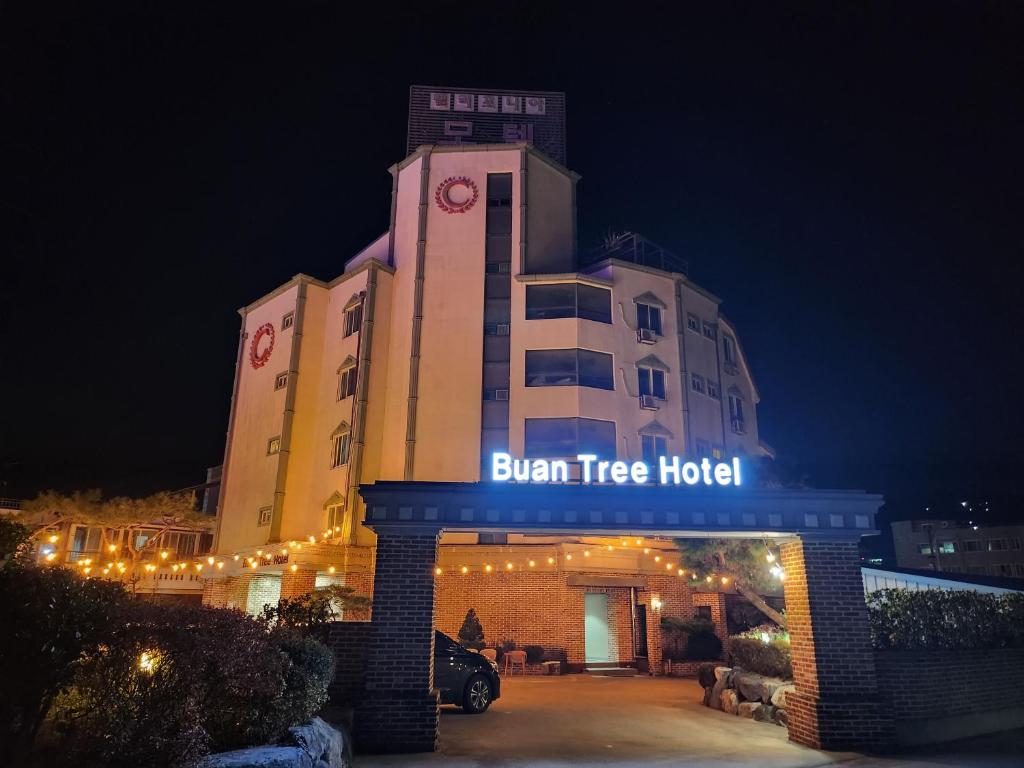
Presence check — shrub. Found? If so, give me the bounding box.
[0,563,128,760]
[661,616,723,661]
[458,609,485,650]
[523,645,545,664]
[867,588,1024,650]
[729,636,793,679]
[494,639,517,662]
[50,602,335,768]
[260,585,370,641]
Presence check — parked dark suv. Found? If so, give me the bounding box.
[434,630,501,713]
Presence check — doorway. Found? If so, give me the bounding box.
[584,592,610,663]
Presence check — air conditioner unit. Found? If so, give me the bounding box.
[496,389,509,401]
[639,394,658,410]
[731,418,746,434]
[637,328,657,344]
[496,323,510,336]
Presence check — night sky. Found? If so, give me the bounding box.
[2,2,1023,528]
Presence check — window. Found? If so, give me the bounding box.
[343,304,362,338]
[706,380,720,399]
[338,366,357,400]
[257,507,272,527]
[690,373,705,394]
[479,533,508,545]
[696,606,712,619]
[524,417,616,458]
[525,349,613,390]
[918,543,933,555]
[525,283,612,324]
[638,367,666,399]
[964,540,983,552]
[636,303,663,335]
[274,371,288,390]
[702,321,717,340]
[640,434,667,464]
[1010,537,1022,550]
[281,312,294,330]
[938,541,956,553]
[267,436,281,455]
[686,313,701,332]
[829,514,844,528]
[723,335,737,366]
[728,393,745,433]
[988,539,1007,551]
[331,432,351,468]
[70,526,102,559]
[804,513,819,527]
[326,502,345,532]
[855,514,870,528]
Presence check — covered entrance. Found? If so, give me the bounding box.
[353,481,893,754]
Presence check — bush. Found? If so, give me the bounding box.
[729,636,793,679]
[458,609,485,650]
[260,585,370,641]
[494,639,517,662]
[0,563,128,760]
[867,589,1024,650]
[49,602,335,768]
[661,616,723,661]
[523,645,545,664]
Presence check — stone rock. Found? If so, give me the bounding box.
[753,704,777,723]
[720,688,740,715]
[202,718,349,768]
[713,666,732,682]
[771,683,797,708]
[773,708,789,727]
[698,664,717,689]
[734,672,788,704]
[737,702,761,719]
[709,674,729,709]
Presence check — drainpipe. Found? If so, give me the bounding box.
[270,280,308,542]
[404,150,431,480]
[519,148,529,274]
[211,309,247,554]
[346,268,378,544]
[712,316,728,451]
[629,586,638,663]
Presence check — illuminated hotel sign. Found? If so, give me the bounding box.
[491,452,742,487]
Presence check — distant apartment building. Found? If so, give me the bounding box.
[891,519,1024,579]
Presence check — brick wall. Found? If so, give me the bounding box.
[781,539,892,751]
[875,647,1024,744]
[434,570,695,666]
[326,620,373,706]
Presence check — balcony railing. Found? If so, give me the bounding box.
[584,232,689,276]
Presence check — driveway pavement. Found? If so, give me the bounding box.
[357,675,1024,768]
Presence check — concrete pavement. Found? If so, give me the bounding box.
[356,675,1024,768]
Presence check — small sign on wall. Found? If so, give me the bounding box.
[453,93,474,111]
[477,94,499,112]
[525,96,546,115]
[429,92,451,110]
[501,95,521,113]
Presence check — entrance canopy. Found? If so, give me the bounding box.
[361,481,881,540]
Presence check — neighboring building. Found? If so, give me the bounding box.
[205,86,772,661]
[891,519,1024,579]
[201,464,223,516]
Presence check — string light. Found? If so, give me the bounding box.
[461,566,468,574]
[721,576,729,585]
[208,556,216,565]
[706,575,713,583]
[49,535,59,543]
[528,560,535,567]
[583,550,590,557]
[289,564,298,572]
[435,567,443,575]
[506,562,514,570]
[643,548,650,554]
[654,555,661,563]
[108,544,117,553]
[485,564,493,573]
[566,554,573,561]
[328,566,336,574]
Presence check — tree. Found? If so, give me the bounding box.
[259,586,372,641]
[0,518,30,567]
[457,608,485,649]
[21,490,213,589]
[674,538,788,629]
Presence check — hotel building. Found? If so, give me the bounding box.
[206,87,887,752]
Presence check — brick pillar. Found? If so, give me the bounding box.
[354,531,439,753]
[645,599,664,676]
[781,539,893,751]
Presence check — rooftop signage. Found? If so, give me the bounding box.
[491,452,742,487]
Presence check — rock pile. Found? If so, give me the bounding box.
[697,665,794,727]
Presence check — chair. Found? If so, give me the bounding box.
[503,650,527,675]
[480,648,497,663]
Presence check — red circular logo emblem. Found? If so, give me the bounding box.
[435,176,479,214]
[249,323,275,369]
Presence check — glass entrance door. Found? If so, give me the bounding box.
[584,592,610,663]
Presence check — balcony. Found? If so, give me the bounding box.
[583,232,689,276]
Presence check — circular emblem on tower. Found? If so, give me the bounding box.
[249,323,275,369]
[434,176,479,214]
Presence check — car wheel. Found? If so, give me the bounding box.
[462,674,493,714]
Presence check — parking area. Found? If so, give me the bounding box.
[361,674,848,767]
